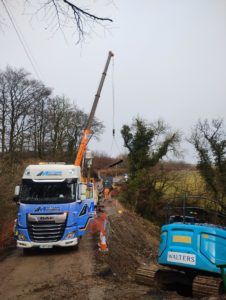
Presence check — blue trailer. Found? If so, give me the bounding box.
[13,163,94,251]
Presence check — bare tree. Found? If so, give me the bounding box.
[28,93,50,157]
[0,71,8,153]
[0,66,51,159]
[190,119,226,210]
[46,96,70,159]
[45,97,104,162]
[1,0,113,43]
[0,66,105,162]
[65,105,104,162]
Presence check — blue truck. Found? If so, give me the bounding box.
[13,52,114,252]
[13,163,94,250]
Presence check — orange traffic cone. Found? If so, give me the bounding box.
[99,231,108,252]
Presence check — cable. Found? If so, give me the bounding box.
[111,55,115,137]
[109,56,115,157]
[113,137,121,154]
[109,55,123,157]
[1,0,42,80]
[110,138,114,157]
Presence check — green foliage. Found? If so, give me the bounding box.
[121,118,180,177]
[120,169,163,223]
[121,119,154,175]
[120,118,180,223]
[190,119,226,210]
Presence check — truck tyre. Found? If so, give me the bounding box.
[73,242,79,251]
[23,248,31,255]
[72,240,80,251]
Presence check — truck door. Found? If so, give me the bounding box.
[77,183,95,236]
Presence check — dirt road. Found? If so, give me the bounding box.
[0,199,153,300]
[0,199,197,300]
[0,232,104,300]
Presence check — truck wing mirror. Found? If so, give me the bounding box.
[13,185,20,202]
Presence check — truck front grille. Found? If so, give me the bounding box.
[28,217,66,243]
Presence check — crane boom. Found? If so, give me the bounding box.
[74,51,114,167]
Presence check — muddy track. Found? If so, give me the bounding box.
[0,200,151,300]
[0,233,102,300]
[2,199,220,300]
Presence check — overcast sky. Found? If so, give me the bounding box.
[0,0,226,163]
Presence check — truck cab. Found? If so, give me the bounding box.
[14,163,95,249]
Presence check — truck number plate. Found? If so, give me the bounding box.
[40,245,53,249]
[167,251,196,265]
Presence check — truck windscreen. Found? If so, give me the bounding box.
[19,179,77,204]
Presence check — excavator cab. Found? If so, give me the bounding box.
[158,196,226,296]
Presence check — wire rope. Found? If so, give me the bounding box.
[110,55,123,158]
[111,55,115,137]
[2,0,42,80]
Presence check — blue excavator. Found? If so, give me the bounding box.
[136,196,226,297]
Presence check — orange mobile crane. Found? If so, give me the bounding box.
[74,51,114,169]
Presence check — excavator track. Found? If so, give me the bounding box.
[135,264,159,286]
[136,264,193,287]
[136,264,225,298]
[192,275,223,298]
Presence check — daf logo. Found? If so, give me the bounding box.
[40,216,54,221]
[28,213,67,223]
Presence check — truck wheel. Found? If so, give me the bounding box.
[23,248,31,255]
[70,244,79,251]
[73,243,79,251]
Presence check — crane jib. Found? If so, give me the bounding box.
[74,51,114,167]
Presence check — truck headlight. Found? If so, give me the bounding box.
[18,233,27,241]
[65,231,76,240]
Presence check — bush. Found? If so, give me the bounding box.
[119,169,166,225]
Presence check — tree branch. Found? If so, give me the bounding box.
[62,0,113,22]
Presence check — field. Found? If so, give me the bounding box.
[163,169,206,199]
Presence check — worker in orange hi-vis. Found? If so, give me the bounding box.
[104,187,110,201]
